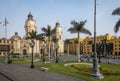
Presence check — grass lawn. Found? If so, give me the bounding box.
[7,57,41,64]
[11,58,32,64]
[0,56,49,64]
[36,62,120,81]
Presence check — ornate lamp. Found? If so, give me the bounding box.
[54,44,59,63]
[30,40,35,68]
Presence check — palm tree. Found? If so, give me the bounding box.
[36,33,46,57]
[26,30,38,68]
[64,39,71,56]
[51,35,59,63]
[101,39,107,56]
[51,35,57,56]
[26,30,38,55]
[41,25,55,60]
[74,40,78,54]
[37,33,46,42]
[26,30,38,40]
[106,42,113,56]
[112,7,120,33]
[68,20,92,62]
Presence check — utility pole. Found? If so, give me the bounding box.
[91,0,104,79]
[3,17,8,38]
[0,18,3,38]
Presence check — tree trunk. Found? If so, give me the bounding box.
[77,32,80,62]
[67,45,69,56]
[104,43,106,56]
[48,37,51,60]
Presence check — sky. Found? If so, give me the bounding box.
[0,0,120,40]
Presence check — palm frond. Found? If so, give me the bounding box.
[42,25,55,37]
[87,40,93,44]
[74,40,78,44]
[41,24,56,43]
[51,36,58,43]
[37,33,45,41]
[52,28,56,34]
[114,19,120,33]
[79,20,87,28]
[68,20,91,35]
[112,7,120,15]
[71,20,79,27]
[67,27,77,33]
[81,28,92,35]
[64,39,71,45]
[41,27,48,34]
[26,30,37,39]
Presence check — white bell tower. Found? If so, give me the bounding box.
[55,22,62,40]
[24,12,37,37]
[55,21,64,54]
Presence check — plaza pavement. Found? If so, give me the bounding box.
[0,62,84,81]
[0,73,11,81]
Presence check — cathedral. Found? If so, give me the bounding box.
[0,12,64,57]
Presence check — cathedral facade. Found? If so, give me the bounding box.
[0,12,64,57]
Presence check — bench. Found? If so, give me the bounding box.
[43,61,50,64]
[34,59,40,62]
[40,67,49,72]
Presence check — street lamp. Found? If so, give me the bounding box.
[40,42,46,62]
[54,44,59,63]
[30,40,35,68]
[7,53,11,64]
[43,43,46,62]
[23,45,27,58]
[91,0,104,79]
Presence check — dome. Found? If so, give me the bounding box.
[10,32,21,41]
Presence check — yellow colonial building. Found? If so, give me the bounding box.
[67,33,120,56]
[66,38,83,54]
[111,37,120,55]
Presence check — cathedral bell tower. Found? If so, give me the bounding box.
[24,12,37,37]
[23,12,39,56]
[55,22,62,40]
[55,22,64,54]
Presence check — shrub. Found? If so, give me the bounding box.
[71,65,120,76]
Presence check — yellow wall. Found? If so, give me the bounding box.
[67,34,120,56]
[112,38,120,55]
[68,38,83,54]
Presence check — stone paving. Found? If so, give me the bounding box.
[0,63,84,81]
[0,73,11,81]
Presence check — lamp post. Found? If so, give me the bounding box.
[43,42,46,62]
[40,42,46,62]
[39,46,42,58]
[30,40,35,68]
[23,45,27,58]
[91,0,104,79]
[55,44,59,63]
[7,53,11,64]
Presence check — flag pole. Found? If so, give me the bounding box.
[91,0,104,79]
